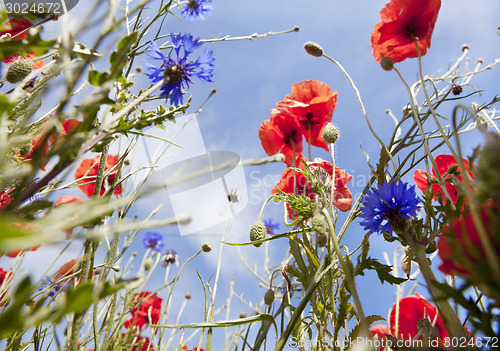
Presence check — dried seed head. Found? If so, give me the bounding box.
[451,84,463,96]
[317,233,327,247]
[304,41,323,57]
[239,310,247,318]
[6,59,34,83]
[461,44,470,52]
[185,291,192,299]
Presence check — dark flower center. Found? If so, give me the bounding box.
[164,64,185,85]
[187,0,199,10]
[386,207,409,234]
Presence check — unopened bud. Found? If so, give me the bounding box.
[451,84,463,96]
[185,291,192,299]
[239,310,247,318]
[322,123,340,144]
[144,258,153,271]
[304,41,323,57]
[264,289,275,305]
[380,56,394,71]
[311,214,326,235]
[249,220,267,247]
[6,59,34,83]
[202,242,212,252]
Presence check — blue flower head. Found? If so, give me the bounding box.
[143,232,165,252]
[182,0,213,22]
[359,180,420,236]
[38,277,62,297]
[146,33,215,106]
[263,218,280,235]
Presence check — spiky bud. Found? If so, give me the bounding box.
[322,123,340,144]
[249,220,267,247]
[380,56,394,71]
[202,242,212,252]
[6,59,34,83]
[304,41,323,57]
[311,214,326,235]
[264,289,275,305]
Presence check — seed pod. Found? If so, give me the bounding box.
[249,220,267,247]
[144,258,153,271]
[380,56,394,71]
[201,242,212,252]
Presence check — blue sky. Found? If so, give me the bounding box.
[8,0,500,349]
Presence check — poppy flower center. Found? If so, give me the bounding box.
[164,64,185,85]
[187,0,199,9]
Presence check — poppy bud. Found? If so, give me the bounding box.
[6,59,34,83]
[317,233,327,247]
[264,288,275,305]
[249,220,266,247]
[311,214,325,235]
[304,41,323,57]
[201,242,212,252]
[144,258,153,271]
[322,123,340,144]
[380,56,394,71]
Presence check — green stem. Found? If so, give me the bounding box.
[321,208,368,336]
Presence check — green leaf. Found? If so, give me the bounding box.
[109,31,138,76]
[88,70,110,87]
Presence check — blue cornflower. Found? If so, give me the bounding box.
[146,33,215,106]
[38,277,62,297]
[263,218,280,235]
[142,232,165,252]
[162,249,179,267]
[359,180,420,236]
[181,0,213,22]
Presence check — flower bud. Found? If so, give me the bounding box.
[264,288,275,305]
[322,123,340,144]
[202,242,212,252]
[239,310,247,318]
[6,59,34,83]
[249,220,267,247]
[304,42,323,57]
[380,56,394,71]
[185,291,192,299]
[317,233,327,247]
[311,214,326,235]
[144,258,153,271]
[451,84,463,96]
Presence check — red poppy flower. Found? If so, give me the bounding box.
[182,346,204,351]
[413,154,474,204]
[124,292,163,330]
[0,267,13,305]
[0,18,44,69]
[75,155,122,197]
[438,200,500,277]
[369,324,390,351]
[49,118,81,145]
[88,335,154,351]
[371,0,441,64]
[278,80,338,151]
[0,190,11,209]
[16,127,50,171]
[259,109,303,166]
[307,158,353,212]
[389,293,449,340]
[272,158,353,218]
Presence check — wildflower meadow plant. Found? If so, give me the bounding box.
[0,0,498,350]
